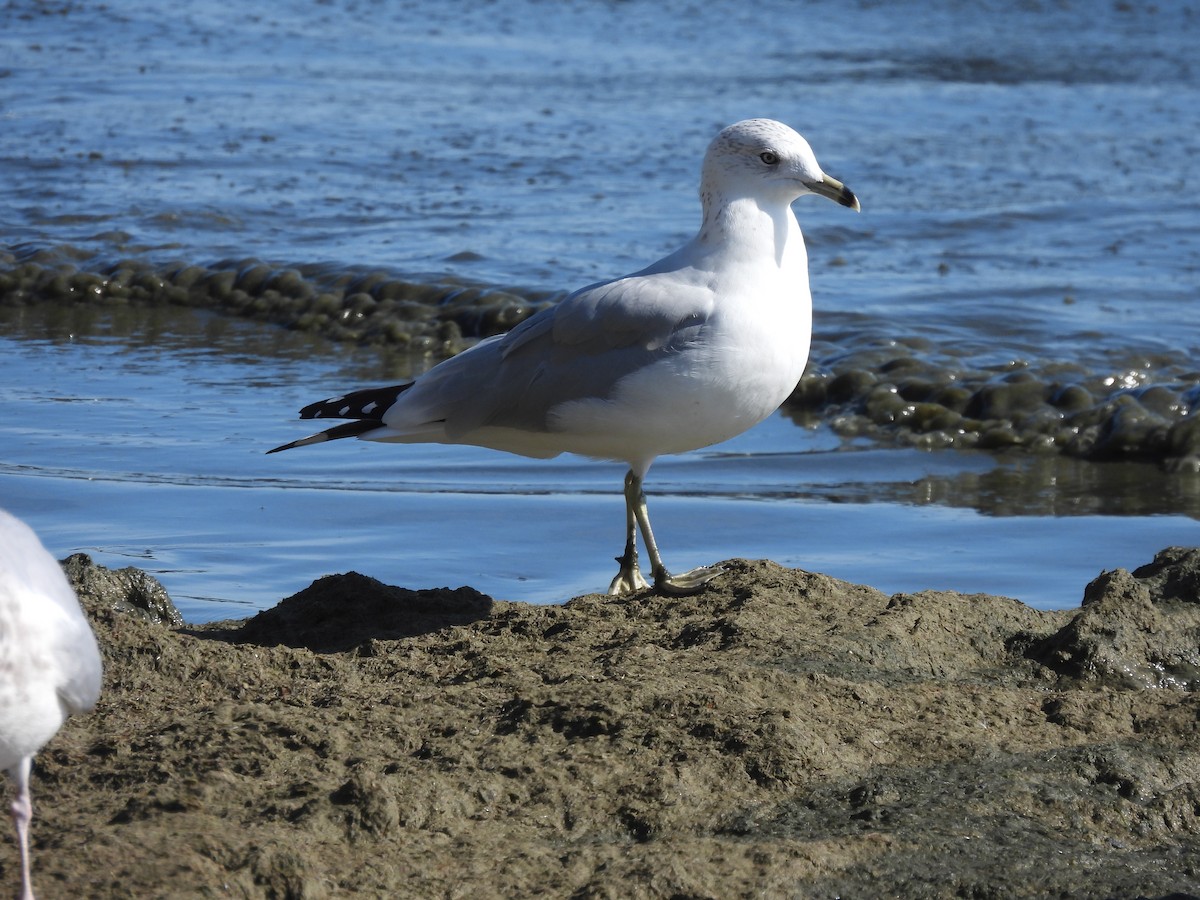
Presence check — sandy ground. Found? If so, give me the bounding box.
[5,550,1200,899]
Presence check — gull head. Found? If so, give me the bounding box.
[702,118,860,211]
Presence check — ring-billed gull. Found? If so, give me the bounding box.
[270,118,859,595]
[0,509,102,900]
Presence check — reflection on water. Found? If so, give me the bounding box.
[922,453,1200,520]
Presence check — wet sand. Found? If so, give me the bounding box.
[9,550,1200,898]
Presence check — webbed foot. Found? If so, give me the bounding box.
[652,563,723,597]
[608,551,651,595]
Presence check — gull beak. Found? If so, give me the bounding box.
[806,173,860,212]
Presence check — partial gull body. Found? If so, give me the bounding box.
[271,118,859,594]
[0,509,102,900]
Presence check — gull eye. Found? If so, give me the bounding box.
[759,151,779,166]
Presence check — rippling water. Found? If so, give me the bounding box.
[1,0,1197,620]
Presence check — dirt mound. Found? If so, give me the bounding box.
[10,553,1200,898]
[223,573,493,652]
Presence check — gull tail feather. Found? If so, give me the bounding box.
[268,383,415,454]
[267,420,383,453]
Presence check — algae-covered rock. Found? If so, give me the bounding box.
[1028,547,1200,689]
[61,551,183,626]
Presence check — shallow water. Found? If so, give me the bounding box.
[5,0,1196,355]
[1,0,1197,620]
[0,306,1192,621]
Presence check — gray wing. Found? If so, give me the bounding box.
[383,269,716,438]
[505,267,713,355]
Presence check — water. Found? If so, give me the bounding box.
[1,0,1197,621]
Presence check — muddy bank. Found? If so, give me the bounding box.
[3,247,1199,469]
[9,550,1199,898]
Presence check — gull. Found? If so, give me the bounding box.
[0,509,102,900]
[270,118,859,595]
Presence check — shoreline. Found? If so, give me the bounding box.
[11,550,1200,897]
[5,250,1200,471]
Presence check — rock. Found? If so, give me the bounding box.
[61,552,183,626]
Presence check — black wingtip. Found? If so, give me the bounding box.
[298,383,413,421]
[271,383,412,453]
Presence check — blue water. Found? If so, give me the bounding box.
[1,0,1197,620]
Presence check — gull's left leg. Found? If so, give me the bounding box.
[609,470,650,594]
[627,470,721,596]
[10,756,35,900]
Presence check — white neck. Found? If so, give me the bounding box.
[695,194,806,270]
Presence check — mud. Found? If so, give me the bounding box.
[7,550,1200,898]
